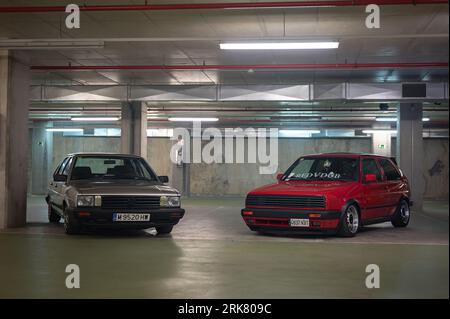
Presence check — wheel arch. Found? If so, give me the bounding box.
[342,199,362,219]
[400,195,410,205]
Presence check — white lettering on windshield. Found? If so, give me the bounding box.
[288,172,342,180]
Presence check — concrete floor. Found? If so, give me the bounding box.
[0,196,448,298]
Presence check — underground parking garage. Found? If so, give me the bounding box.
[0,0,449,304]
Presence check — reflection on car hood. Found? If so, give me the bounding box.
[249,180,358,196]
[70,179,180,196]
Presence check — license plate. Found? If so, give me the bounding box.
[290,218,309,227]
[113,213,150,222]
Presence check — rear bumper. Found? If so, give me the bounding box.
[67,208,185,229]
[241,208,341,233]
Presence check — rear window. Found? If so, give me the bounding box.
[379,159,402,181]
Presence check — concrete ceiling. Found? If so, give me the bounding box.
[1,1,449,130]
[0,0,448,85]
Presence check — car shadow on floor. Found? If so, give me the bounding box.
[253,224,393,240]
[2,222,176,239]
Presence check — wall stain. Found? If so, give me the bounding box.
[429,160,444,177]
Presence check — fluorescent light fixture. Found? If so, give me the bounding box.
[375,117,431,122]
[71,117,120,122]
[375,118,397,122]
[168,117,219,122]
[147,128,174,137]
[363,130,397,134]
[279,130,321,137]
[220,42,339,50]
[322,116,376,121]
[0,40,104,50]
[46,128,84,132]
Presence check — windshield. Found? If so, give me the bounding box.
[70,156,158,181]
[283,157,359,182]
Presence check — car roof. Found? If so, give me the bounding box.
[67,152,142,158]
[302,152,392,159]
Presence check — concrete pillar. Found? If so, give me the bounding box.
[397,103,424,211]
[31,121,53,195]
[371,124,392,156]
[121,102,147,159]
[170,136,190,196]
[171,164,190,196]
[0,50,31,229]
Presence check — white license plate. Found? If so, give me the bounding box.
[113,213,150,222]
[289,218,310,227]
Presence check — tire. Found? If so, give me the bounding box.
[63,207,81,235]
[338,204,360,237]
[48,203,61,223]
[391,199,410,228]
[156,225,173,234]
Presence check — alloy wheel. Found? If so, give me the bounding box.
[346,205,359,234]
[400,202,410,224]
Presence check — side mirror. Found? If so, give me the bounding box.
[276,173,284,181]
[54,174,67,182]
[159,176,169,183]
[364,174,377,183]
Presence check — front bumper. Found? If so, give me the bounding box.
[241,208,341,234]
[68,207,185,229]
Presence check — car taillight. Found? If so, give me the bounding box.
[242,210,253,216]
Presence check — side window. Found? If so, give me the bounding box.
[56,158,69,176]
[362,159,382,183]
[62,157,73,176]
[379,159,402,181]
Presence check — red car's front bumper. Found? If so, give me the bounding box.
[241,208,341,234]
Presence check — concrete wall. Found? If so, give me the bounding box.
[392,138,449,200]
[30,135,449,199]
[52,136,121,172]
[51,135,172,177]
[147,138,173,178]
[189,138,372,196]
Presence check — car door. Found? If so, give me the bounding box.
[377,158,404,216]
[361,157,386,220]
[59,156,74,206]
[53,157,72,209]
[49,158,67,206]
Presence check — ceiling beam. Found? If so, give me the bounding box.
[0,1,448,13]
[31,62,449,71]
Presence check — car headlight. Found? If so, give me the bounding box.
[77,195,95,207]
[160,196,180,207]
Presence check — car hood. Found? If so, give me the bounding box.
[70,179,180,196]
[248,180,358,197]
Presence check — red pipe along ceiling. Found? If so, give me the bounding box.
[31,62,449,71]
[0,1,448,13]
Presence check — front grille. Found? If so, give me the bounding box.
[101,196,160,209]
[246,194,325,209]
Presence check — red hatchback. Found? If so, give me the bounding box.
[242,153,412,237]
